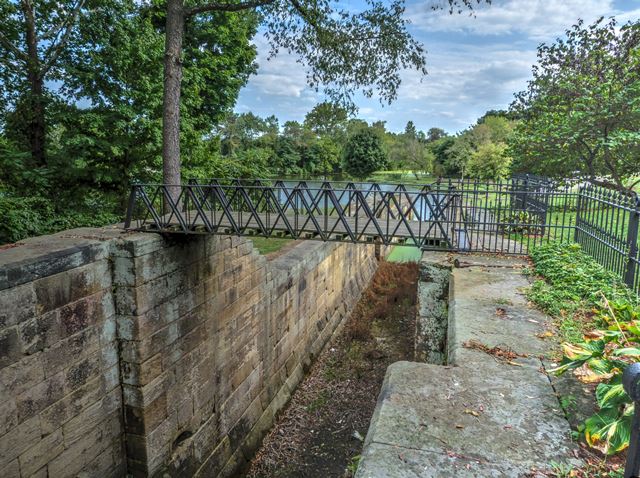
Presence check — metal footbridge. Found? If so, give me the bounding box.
[124,177,564,253]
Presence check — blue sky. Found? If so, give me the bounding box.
[235,0,640,134]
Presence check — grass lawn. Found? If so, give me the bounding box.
[249,237,293,255]
[386,245,423,262]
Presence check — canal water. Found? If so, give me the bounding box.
[271,180,441,222]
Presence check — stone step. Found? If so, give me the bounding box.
[356,254,581,478]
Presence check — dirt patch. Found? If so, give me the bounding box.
[243,261,419,478]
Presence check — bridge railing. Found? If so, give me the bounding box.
[125,180,465,249]
[124,177,640,292]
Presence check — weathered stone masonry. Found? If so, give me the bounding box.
[0,228,378,477]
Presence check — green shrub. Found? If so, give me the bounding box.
[528,241,639,455]
[0,194,121,245]
[528,242,634,316]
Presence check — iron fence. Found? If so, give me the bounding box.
[124,176,640,294]
[510,174,639,293]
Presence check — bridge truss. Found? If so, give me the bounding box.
[124,177,575,254]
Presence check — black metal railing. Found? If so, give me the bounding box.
[124,176,640,294]
[125,179,464,249]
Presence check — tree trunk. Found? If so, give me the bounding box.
[22,0,46,167]
[162,0,185,202]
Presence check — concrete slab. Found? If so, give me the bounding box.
[356,442,529,478]
[356,253,581,477]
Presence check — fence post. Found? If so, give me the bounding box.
[522,174,529,211]
[624,196,640,288]
[573,184,584,243]
[624,363,640,478]
[124,183,138,229]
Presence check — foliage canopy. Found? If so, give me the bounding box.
[510,17,640,189]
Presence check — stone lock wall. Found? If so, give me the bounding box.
[0,228,378,477]
[0,230,126,478]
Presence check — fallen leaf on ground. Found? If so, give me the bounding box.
[537,331,554,338]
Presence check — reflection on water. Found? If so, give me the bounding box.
[271,180,439,221]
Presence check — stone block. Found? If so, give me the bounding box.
[1,238,109,291]
[125,433,149,466]
[176,397,194,429]
[0,353,45,396]
[42,327,99,377]
[0,327,21,368]
[122,370,175,408]
[33,260,110,314]
[111,233,166,259]
[100,314,117,345]
[0,391,17,437]
[49,417,107,478]
[147,411,177,459]
[239,399,274,461]
[112,256,136,287]
[124,392,168,436]
[0,283,36,329]
[194,433,231,477]
[77,443,116,478]
[227,395,262,452]
[64,351,101,391]
[193,378,216,423]
[18,310,60,355]
[120,325,174,365]
[16,371,64,422]
[121,353,163,387]
[59,291,110,339]
[0,415,41,466]
[62,388,121,444]
[18,428,64,477]
[101,339,119,370]
[40,374,105,435]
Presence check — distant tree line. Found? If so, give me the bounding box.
[212,104,518,181]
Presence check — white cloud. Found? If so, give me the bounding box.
[408,0,616,40]
[398,43,535,104]
[251,74,306,97]
[236,0,640,132]
[614,7,640,25]
[248,36,309,98]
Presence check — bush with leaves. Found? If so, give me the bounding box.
[0,194,121,245]
[466,141,512,180]
[529,242,639,455]
[552,300,639,454]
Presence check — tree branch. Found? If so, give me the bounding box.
[37,0,82,42]
[185,0,274,17]
[628,178,640,190]
[0,30,28,63]
[289,0,323,34]
[41,0,85,76]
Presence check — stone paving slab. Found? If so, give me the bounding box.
[356,442,533,477]
[356,254,581,478]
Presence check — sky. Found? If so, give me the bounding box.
[235,0,640,134]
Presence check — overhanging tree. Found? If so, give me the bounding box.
[160,0,488,190]
[58,1,258,193]
[510,17,640,189]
